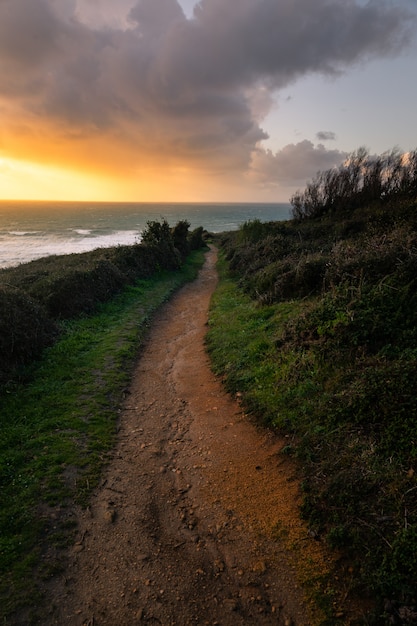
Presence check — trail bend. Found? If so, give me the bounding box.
[48,247,329,626]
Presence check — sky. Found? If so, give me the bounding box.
[0,0,417,203]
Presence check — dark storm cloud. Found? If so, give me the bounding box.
[176,0,413,90]
[0,0,414,179]
[128,0,184,35]
[0,0,62,84]
[316,131,337,142]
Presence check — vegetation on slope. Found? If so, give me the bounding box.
[0,219,205,386]
[0,221,206,622]
[207,149,417,624]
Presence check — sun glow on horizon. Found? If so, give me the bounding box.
[0,0,416,206]
[0,155,123,201]
[0,153,284,203]
[0,155,197,203]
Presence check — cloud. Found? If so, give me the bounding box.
[249,140,348,188]
[75,0,136,29]
[0,0,415,186]
[316,131,337,142]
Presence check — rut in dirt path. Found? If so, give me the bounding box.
[47,247,322,626]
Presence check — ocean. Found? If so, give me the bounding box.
[0,201,292,269]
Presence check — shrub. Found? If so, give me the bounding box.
[109,244,160,280]
[36,260,128,319]
[291,147,417,221]
[171,220,190,258]
[141,219,181,269]
[0,286,58,382]
[238,219,272,243]
[188,226,206,251]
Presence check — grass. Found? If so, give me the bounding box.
[207,244,417,624]
[0,219,207,384]
[0,249,205,623]
[206,254,305,425]
[205,255,340,612]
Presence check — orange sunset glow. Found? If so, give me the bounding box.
[1,0,416,202]
[0,110,272,202]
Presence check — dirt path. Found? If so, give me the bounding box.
[47,247,332,626]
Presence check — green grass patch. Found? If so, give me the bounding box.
[0,249,205,622]
[206,253,305,425]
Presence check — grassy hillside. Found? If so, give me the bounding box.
[207,150,417,625]
[0,219,205,386]
[0,221,206,623]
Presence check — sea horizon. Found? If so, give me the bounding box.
[0,200,292,269]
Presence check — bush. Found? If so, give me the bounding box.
[171,220,190,258]
[188,226,206,251]
[36,260,128,319]
[291,147,417,221]
[141,218,181,269]
[238,219,272,243]
[0,219,205,385]
[109,244,160,280]
[0,286,58,382]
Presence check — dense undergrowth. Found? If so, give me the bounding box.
[0,221,206,623]
[0,219,205,386]
[207,150,417,624]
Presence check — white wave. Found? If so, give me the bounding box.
[73,229,93,235]
[0,201,291,269]
[8,230,42,236]
[0,229,142,268]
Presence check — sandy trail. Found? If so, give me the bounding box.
[47,247,325,625]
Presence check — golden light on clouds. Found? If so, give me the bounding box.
[0,0,414,202]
